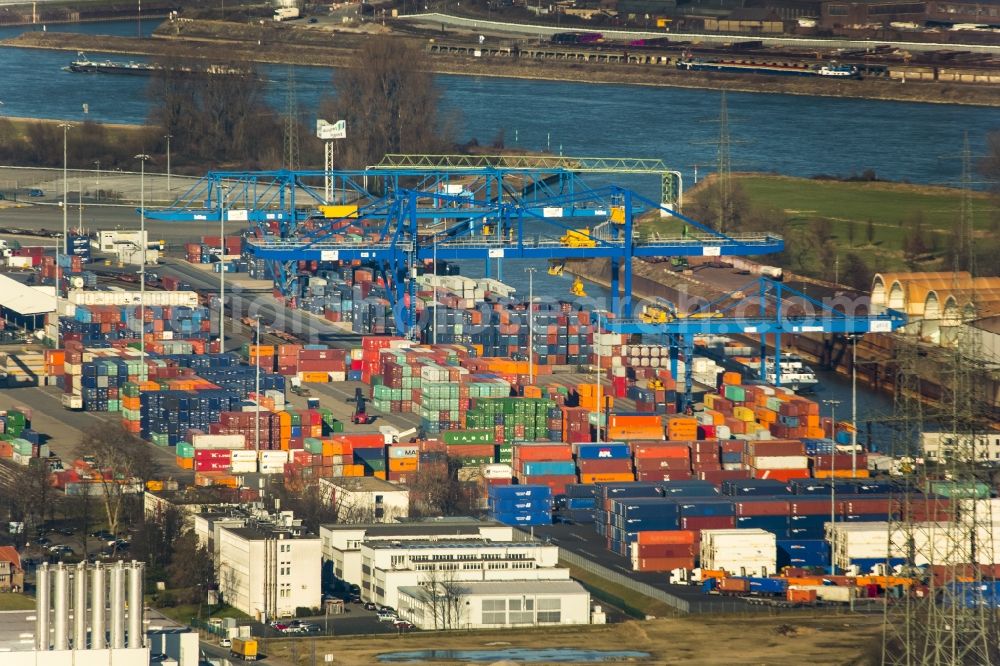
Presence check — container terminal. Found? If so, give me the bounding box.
[0,158,996,664]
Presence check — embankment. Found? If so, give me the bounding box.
[6,22,1000,107]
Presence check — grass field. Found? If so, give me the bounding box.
[647,175,999,277]
[148,596,248,626]
[265,613,883,665]
[0,592,35,611]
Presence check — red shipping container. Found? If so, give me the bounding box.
[635,457,691,471]
[698,469,751,484]
[633,557,695,572]
[789,499,831,516]
[735,499,789,516]
[752,468,810,482]
[637,470,693,482]
[748,440,806,456]
[577,459,632,474]
[680,516,736,531]
[634,543,696,558]
[518,474,576,496]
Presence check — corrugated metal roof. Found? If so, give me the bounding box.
[0,274,55,316]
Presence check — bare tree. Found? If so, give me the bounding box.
[167,529,214,604]
[407,456,478,518]
[321,36,454,169]
[148,56,281,166]
[80,423,153,539]
[422,567,465,630]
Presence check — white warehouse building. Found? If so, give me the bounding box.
[397,580,592,631]
[217,526,321,621]
[360,540,570,610]
[320,518,514,587]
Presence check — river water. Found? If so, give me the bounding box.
[0,19,981,434]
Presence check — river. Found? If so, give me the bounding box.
[0,19,985,437]
[1,20,996,195]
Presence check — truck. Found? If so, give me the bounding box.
[61,394,83,410]
[231,637,258,661]
[274,7,300,20]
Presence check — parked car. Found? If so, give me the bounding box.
[393,620,414,630]
[363,602,377,611]
[348,594,362,604]
[272,623,288,632]
[29,188,44,197]
[219,638,232,648]
[377,612,397,623]
[379,606,396,615]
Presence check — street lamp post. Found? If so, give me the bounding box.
[593,309,606,444]
[135,154,150,360]
[432,234,437,345]
[164,134,172,193]
[219,184,227,352]
[255,315,261,453]
[823,398,841,576]
[525,267,536,385]
[53,234,63,346]
[851,336,858,478]
[93,160,100,201]
[58,122,73,257]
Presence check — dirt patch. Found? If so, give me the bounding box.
[264,613,883,666]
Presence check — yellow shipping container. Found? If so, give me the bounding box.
[733,406,756,422]
[319,204,359,219]
[373,470,387,480]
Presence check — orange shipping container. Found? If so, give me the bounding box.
[787,588,817,603]
[176,456,193,470]
[636,530,697,545]
[389,457,418,472]
[579,472,635,484]
[515,444,573,461]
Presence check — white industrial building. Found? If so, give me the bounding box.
[0,560,196,666]
[922,431,1000,463]
[320,519,516,588]
[360,540,570,609]
[397,580,591,630]
[0,273,55,331]
[217,525,322,621]
[319,476,410,523]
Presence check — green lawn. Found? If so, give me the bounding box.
[645,175,999,277]
[148,596,249,626]
[0,592,35,610]
[565,564,679,618]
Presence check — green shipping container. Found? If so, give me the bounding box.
[443,429,493,445]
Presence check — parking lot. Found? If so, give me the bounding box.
[248,598,414,639]
[17,520,134,571]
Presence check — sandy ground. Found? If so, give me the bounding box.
[264,613,884,665]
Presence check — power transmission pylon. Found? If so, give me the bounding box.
[283,65,300,171]
[882,133,999,666]
[716,91,733,234]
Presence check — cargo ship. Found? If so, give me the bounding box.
[677,59,859,78]
[695,336,819,392]
[64,54,246,77]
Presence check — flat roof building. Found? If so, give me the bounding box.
[218,525,321,621]
[397,580,592,630]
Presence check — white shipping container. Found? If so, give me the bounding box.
[388,446,419,459]
[482,463,514,479]
[68,290,199,308]
[258,450,289,463]
[329,371,346,383]
[258,463,285,475]
[230,461,259,474]
[751,455,809,470]
[192,434,246,450]
[230,450,258,462]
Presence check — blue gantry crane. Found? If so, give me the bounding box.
[596,277,907,407]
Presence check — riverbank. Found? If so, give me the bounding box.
[6,23,1000,108]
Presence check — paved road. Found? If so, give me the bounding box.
[400,11,1000,54]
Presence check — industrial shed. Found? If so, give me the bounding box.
[0,274,56,331]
